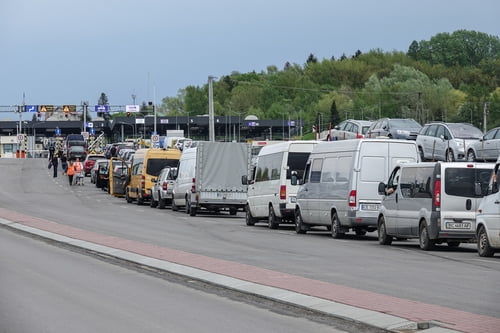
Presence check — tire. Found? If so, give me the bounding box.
[172,198,179,211]
[158,197,166,209]
[478,226,495,257]
[150,191,158,208]
[268,205,279,229]
[418,147,425,162]
[294,209,307,234]
[331,212,344,239]
[245,205,256,226]
[229,207,237,216]
[125,191,132,203]
[378,216,393,245]
[419,223,435,251]
[189,206,196,216]
[466,149,476,162]
[446,149,455,162]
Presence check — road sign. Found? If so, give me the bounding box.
[63,105,76,113]
[126,105,140,112]
[17,134,25,142]
[95,105,109,112]
[81,132,89,140]
[39,105,54,112]
[89,128,95,135]
[87,122,93,128]
[26,105,38,112]
[151,134,160,143]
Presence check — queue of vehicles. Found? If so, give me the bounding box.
[70,118,500,258]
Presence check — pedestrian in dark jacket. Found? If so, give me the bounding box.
[52,154,59,177]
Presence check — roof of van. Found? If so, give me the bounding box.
[257,140,319,156]
[311,138,417,154]
[133,148,181,158]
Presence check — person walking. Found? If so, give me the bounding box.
[67,161,75,186]
[51,153,59,177]
[60,153,68,175]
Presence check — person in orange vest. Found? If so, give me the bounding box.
[67,161,75,186]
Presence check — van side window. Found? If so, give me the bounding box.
[386,167,400,195]
[491,166,499,194]
[399,168,415,197]
[444,167,493,197]
[302,162,311,184]
[255,152,283,182]
[310,159,323,183]
[321,157,335,183]
[286,152,311,180]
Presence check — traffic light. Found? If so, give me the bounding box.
[127,112,131,117]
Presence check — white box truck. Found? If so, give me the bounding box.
[172,141,252,216]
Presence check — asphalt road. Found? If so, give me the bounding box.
[1,158,500,320]
[0,227,354,333]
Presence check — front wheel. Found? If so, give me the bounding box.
[294,209,307,234]
[245,205,256,226]
[419,223,435,251]
[478,226,495,257]
[125,190,132,203]
[158,197,166,209]
[172,198,179,211]
[268,205,279,229]
[446,149,455,162]
[378,216,393,245]
[466,150,476,162]
[331,212,344,239]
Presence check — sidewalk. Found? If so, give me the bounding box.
[1,207,498,333]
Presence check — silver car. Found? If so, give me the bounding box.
[150,167,177,209]
[467,127,500,162]
[416,122,483,162]
[330,119,373,140]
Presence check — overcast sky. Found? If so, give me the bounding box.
[1,0,499,112]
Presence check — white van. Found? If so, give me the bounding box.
[377,162,494,250]
[245,141,319,228]
[293,139,419,237]
[476,156,500,257]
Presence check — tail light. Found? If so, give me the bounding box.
[141,175,145,188]
[162,181,168,191]
[433,179,441,207]
[191,177,196,193]
[348,190,357,207]
[280,185,286,200]
[356,134,364,139]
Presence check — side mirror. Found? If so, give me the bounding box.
[291,174,298,186]
[378,182,386,195]
[242,175,248,185]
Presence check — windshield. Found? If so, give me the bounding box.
[447,124,483,139]
[389,119,422,129]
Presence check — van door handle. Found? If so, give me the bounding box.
[466,199,472,210]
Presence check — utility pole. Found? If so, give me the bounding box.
[208,75,216,142]
[483,102,489,132]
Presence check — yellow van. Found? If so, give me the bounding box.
[125,148,181,205]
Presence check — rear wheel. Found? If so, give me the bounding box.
[378,216,393,245]
[245,205,256,226]
[419,223,435,251]
[172,198,179,211]
[150,192,158,208]
[331,212,344,239]
[268,205,279,229]
[478,226,495,257]
[294,209,307,234]
[125,190,132,203]
[158,196,166,209]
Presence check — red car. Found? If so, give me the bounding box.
[83,154,106,176]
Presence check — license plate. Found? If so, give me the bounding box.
[445,222,471,230]
[360,204,380,211]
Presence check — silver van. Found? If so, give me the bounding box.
[377,162,494,250]
[293,139,419,237]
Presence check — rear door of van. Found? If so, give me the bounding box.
[440,163,494,235]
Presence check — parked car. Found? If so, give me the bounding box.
[377,161,494,250]
[466,126,500,162]
[416,122,483,162]
[476,156,500,257]
[84,154,105,176]
[329,119,373,140]
[150,167,177,209]
[365,118,422,140]
[91,159,109,185]
[292,139,419,237]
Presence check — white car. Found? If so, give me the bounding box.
[467,127,500,162]
[476,157,500,257]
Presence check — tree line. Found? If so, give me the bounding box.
[159,29,500,136]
